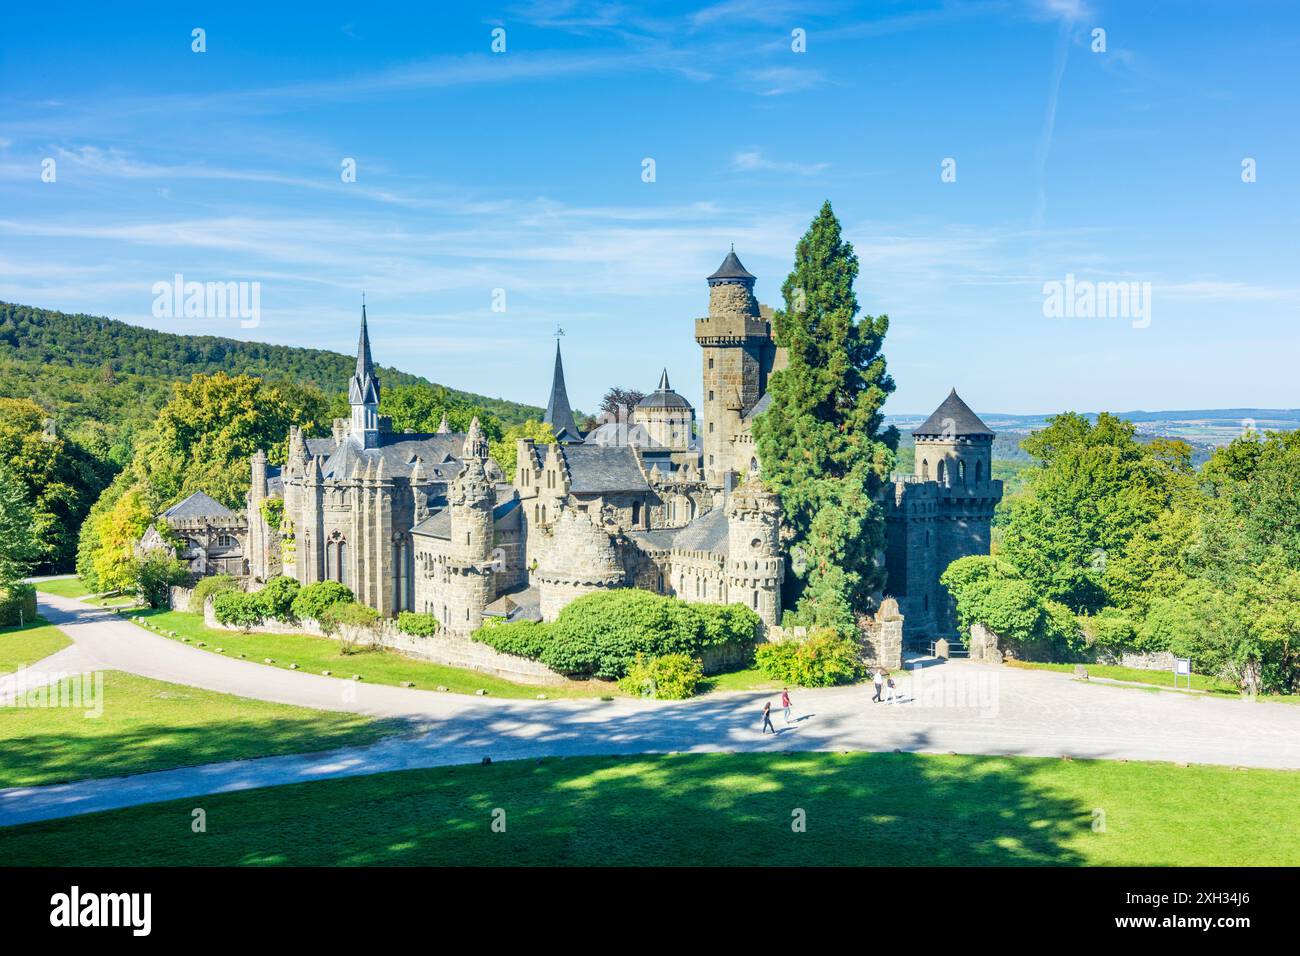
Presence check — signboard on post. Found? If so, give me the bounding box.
[1173,657,1192,689]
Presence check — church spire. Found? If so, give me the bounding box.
[348,300,382,448]
[544,338,581,442]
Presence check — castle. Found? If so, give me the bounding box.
[173,250,1000,648]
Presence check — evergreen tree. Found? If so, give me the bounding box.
[753,201,898,632]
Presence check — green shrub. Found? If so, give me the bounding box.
[190,574,238,614]
[212,590,265,630]
[618,653,704,699]
[540,590,760,679]
[472,619,553,658]
[291,581,354,622]
[134,553,189,609]
[755,628,864,687]
[319,601,380,652]
[257,576,300,621]
[0,584,37,627]
[395,611,439,637]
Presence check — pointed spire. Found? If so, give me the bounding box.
[462,416,488,460]
[348,300,381,409]
[658,368,670,391]
[436,412,450,434]
[544,339,581,442]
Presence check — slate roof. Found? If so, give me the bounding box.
[742,391,772,424]
[410,495,523,540]
[305,438,337,458]
[912,389,995,438]
[627,506,729,557]
[708,249,756,283]
[483,586,542,623]
[558,444,650,494]
[162,491,236,520]
[637,369,692,409]
[544,340,582,442]
[583,422,665,449]
[320,433,468,481]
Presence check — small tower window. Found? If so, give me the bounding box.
[937,460,947,486]
[976,461,983,482]
[921,459,930,480]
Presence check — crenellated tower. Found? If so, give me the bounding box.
[725,477,784,631]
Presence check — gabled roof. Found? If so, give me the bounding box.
[912,388,995,438]
[628,506,729,557]
[544,340,582,442]
[320,432,469,481]
[557,444,649,494]
[162,491,236,520]
[410,495,522,539]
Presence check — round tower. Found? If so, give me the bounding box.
[725,477,784,631]
[911,388,994,490]
[636,369,694,451]
[695,248,775,487]
[535,508,624,621]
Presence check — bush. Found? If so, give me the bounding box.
[291,581,354,622]
[212,590,265,630]
[395,610,439,637]
[319,601,380,653]
[618,653,704,699]
[134,553,189,609]
[755,628,864,687]
[472,619,553,658]
[0,584,37,627]
[539,590,759,680]
[190,574,238,614]
[257,576,300,621]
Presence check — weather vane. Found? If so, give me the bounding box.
[555,325,565,338]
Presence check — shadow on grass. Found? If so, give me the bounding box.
[1,750,1089,866]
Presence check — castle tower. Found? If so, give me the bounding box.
[696,249,778,487]
[636,369,694,451]
[535,508,624,621]
[725,477,784,631]
[247,449,271,580]
[443,440,496,634]
[543,339,582,443]
[348,302,382,449]
[884,389,1002,644]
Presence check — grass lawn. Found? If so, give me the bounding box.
[697,666,784,695]
[32,577,92,599]
[132,608,612,699]
[1006,659,1300,704]
[3,751,1296,866]
[0,619,71,676]
[0,669,405,788]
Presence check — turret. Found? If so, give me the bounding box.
[725,477,784,630]
[911,389,994,489]
[636,368,694,451]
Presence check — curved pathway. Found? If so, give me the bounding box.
[2,592,1298,827]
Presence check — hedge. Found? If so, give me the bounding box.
[257,576,300,621]
[212,590,265,630]
[190,574,238,614]
[618,653,704,699]
[0,584,37,627]
[473,590,760,680]
[395,611,438,637]
[754,629,864,687]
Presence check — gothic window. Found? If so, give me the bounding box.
[750,457,759,474]
[937,460,947,486]
[921,459,930,480]
[959,460,967,484]
[632,501,641,526]
[976,460,983,482]
[338,541,349,586]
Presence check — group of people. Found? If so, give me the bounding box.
[760,667,903,733]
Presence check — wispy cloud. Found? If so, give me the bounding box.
[731,149,829,176]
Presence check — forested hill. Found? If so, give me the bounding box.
[0,302,541,423]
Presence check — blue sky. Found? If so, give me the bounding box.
[2,1,1297,416]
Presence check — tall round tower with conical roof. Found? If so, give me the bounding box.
[695,248,780,487]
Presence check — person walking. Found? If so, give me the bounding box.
[761,700,777,735]
[781,688,792,724]
[885,671,898,705]
[872,667,884,703]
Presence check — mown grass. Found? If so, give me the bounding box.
[131,608,613,699]
[31,577,92,599]
[1005,659,1299,704]
[0,619,71,676]
[0,669,405,788]
[4,751,1296,866]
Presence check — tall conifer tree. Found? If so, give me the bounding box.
[753,201,898,632]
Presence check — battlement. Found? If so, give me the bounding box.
[694,314,772,344]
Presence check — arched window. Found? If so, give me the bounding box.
[959,460,967,484]
[976,460,983,482]
[750,457,759,474]
[937,460,947,486]
[921,459,930,480]
[338,540,348,586]
[217,534,238,549]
